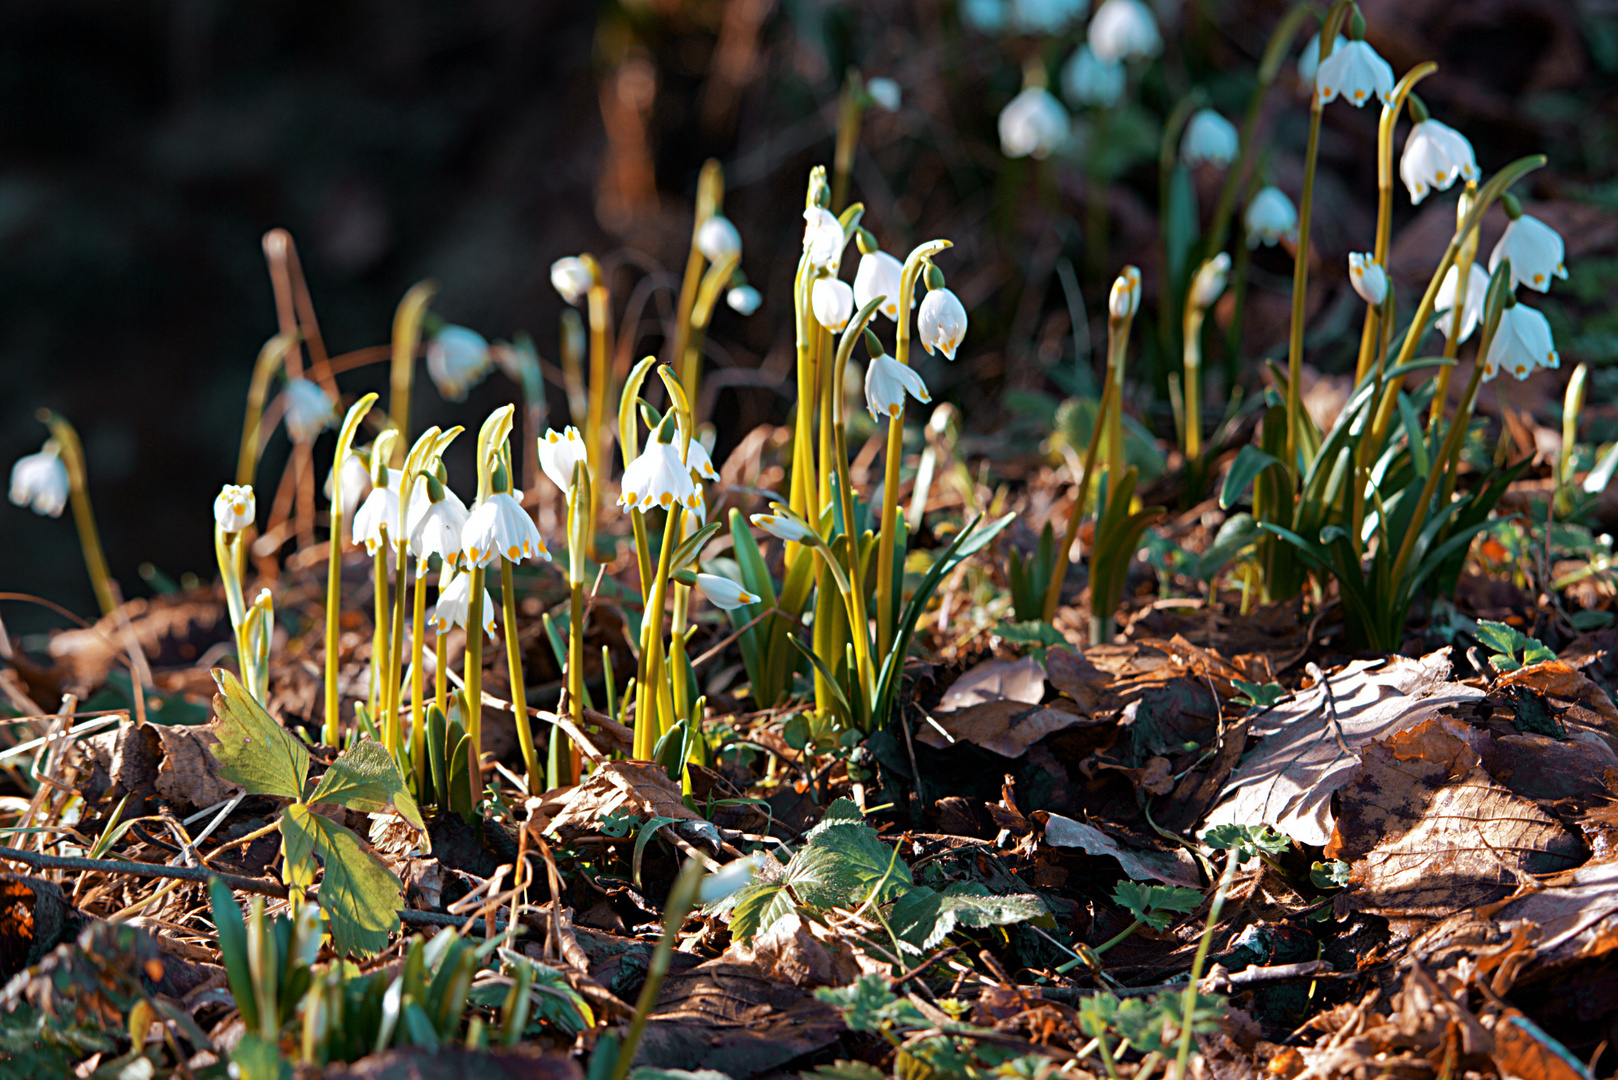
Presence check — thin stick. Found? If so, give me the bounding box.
[0,844,290,899]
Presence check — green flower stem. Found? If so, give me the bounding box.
[235,332,297,488]
[37,411,116,618]
[831,75,862,214]
[634,506,684,761]
[1156,92,1204,370]
[679,250,739,412]
[370,535,391,726]
[557,579,585,788]
[789,252,817,559]
[387,282,436,462]
[584,276,612,554]
[1182,304,1207,462]
[608,858,707,1080]
[499,558,539,795]
[215,526,252,695]
[464,565,486,812]
[818,329,835,509]
[1429,184,1480,428]
[673,161,723,400]
[1176,854,1240,1080]
[434,628,448,718]
[1041,338,1122,624]
[386,538,409,763]
[411,561,429,797]
[830,326,877,723]
[323,394,377,746]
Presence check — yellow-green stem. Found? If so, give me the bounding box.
[634,507,683,760]
[386,539,408,762]
[499,559,538,795]
[434,625,447,719]
[1183,307,1205,461]
[410,560,427,791]
[236,333,297,488]
[39,413,115,618]
[370,538,390,724]
[464,566,486,812]
[1175,853,1241,1079]
[584,282,612,553]
[1286,98,1325,471]
[1041,344,1122,623]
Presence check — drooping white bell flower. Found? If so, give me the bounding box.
[1244,187,1298,248]
[1181,109,1238,169]
[409,483,471,568]
[698,852,767,902]
[726,284,761,315]
[853,250,905,321]
[1400,119,1479,205]
[1347,253,1388,306]
[431,568,497,637]
[1315,39,1393,108]
[619,426,700,515]
[1481,298,1559,382]
[462,491,549,567]
[812,277,856,332]
[1088,0,1161,63]
[1435,262,1488,343]
[696,216,742,262]
[918,287,968,360]
[693,573,760,611]
[327,453,371,522]
[9,446,68,518]
[282,379,337,443]
[803,208,848,272]
[866,354,932,421]
[1109,266,1142,318]
[426,326,492,403]
[998,87,1069,159]
[1061,46,1124,108]
[866,77,901,112]
[353,479,402,556]
[751,510,815,544]
[1296,31,1348,87]
[537,427,590,495]
[551,257,592,305]
[1489,212,1567,293]
[1189,254,1230,311]
[1010,0,1090,34]
[685,438,721,483]
[214,484,256,534]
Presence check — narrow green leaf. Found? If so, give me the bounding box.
[280,804,403,958]
[210,878,258,1033]
[1220,445,1287,510]
[306,737,426,831]
[210,668,309,801]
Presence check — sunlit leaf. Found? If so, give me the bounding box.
[279,804,402,958]
[210,668,309,801]
[307,737,425,831]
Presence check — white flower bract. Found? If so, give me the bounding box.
[696,216,742,262]
[685,439,720,483]
[9,448,68,518]
[462,492,549,566]
[812,277,856,332]
[619,432,701,514]
[1245,187,1298,248]
[853,250,905,321]
[918,287,968,360]
[998,87,1069,160]
[751,512,814,544]
[538,426,591,495]
[214,484,256,533]
[726,285,761,315]
[1109,266,1142,318]
[1482,301,1559,383]
[803,208,848,272]
[1189,254,1229,311]
[1435,262,1488,343]
[1088,0,1161,63]
[282,379,336,443]
[426,326,492,403]
[693,573,759,611]
[1061,46,1124,108]
[1348,253,1388,306]
[328,453,371,522]
[1400,119,1479,204]
[431,569,497,637]
[409,486,470,568]
[1181,109,1238,169]
[866,354,932,421]
[1315,39,1393,108]
[1297,32,1347,87]
[1489,214,1567,293]
[551,257,592,305]
[353,482,401,555]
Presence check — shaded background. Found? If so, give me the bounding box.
[4,0,1616,633]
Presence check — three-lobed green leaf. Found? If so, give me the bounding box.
[280,804,403,958]
[307,738,425,830]
[211,669,309,800]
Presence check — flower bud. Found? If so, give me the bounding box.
[1189,254,1230,311]
[214,484,256,534]
[1347,253,1387,306]
[1108,266,1141,319]
[696,215,742,262]
[550,256,593,305]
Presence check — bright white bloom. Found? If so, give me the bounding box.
[1489,214,1567,292]
[328,453,371,522]
[1347,253,1388,306]
[700,852,767,902]
[866,354,932,420]
[693,574,759,611]
[1435,262,1488,343]
[426,326,492,403]
[1315,39,1393,108]
[685,439,720,483]
[282,379,336,443]
[619,429,701,514]
[1400,120,1478,204]
[812,277,856,332]
[214,484,256,533]
[866,77,901,111]
[853,250,905,321]
[751,511,815,544]
[462,492,549,566]
[431,569,497,637]
[1189,254,1230,311]
[727,284,761,315]
[1010,0,1089,34]
[1297,32,1347,87]
[353,482,401,555]
[803,208,847,272]
[696,216,742,262]
[9,448,68,518]
[1061,46,1124,108]
[1245,187,1298,248]
[1482,300,1559,383]
[918,287,968,360]
[409,486,470,568]
[998,87,1069,159]
[1088,0,1161,63]
[1109,266,1142,318]
[550,257,592,305]
[537,427,590,495]
[1181,109,1238,169]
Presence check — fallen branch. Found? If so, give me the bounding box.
[0,844,290,899]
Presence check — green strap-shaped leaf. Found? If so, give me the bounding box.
[307,737,425,831]
[1219,444,1287,511]
[279,804,402,958]
[210,668,309,801]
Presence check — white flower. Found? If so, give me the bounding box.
[696,216,742,262]
[685,439,721,483]
[699,852,767,902]
[751,511,814,544]
[1347,253,1388,306]
[812,277,856,332]
[1061,46,1124,108]
[619,429,701,514]
[1315,39,1393,108]
[1245,187,1298,248]
[282,379,336,443]
[426,326,492,403]
[1189,254,1230,311]
[353,483,401,555]
[409,486,470,568]
[1489,214,1567,293]
[327,453,371,522]
[431,569,497,637]
[9,447,68,518]
[1435,262,1488,343]
[214,484,256,533]
[693,574,760,611]
[866,354,932,420]
[918,287,968,360]
[998,87,1069,159]
[462,492,549,567]
[1296,31,1347,87]
[1400,119,1479,204]
[1109,266,1142,318]
[853,250,905,321]
[803,208,848,272]
[1181,109,1238,169]
[1088,0,1161,63]
[726,284,761,315]
[866,77,901,112]
[551,256,592,304]
[1482,300,1559,383]
[1010,0,1089,34]
[537,426,590,495]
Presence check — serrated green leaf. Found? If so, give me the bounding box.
[1111,881,1202,931]
[889,882,1049,953]
[210,668,309,801]
[306,738,425,831]
[787,800,911,911]
[729,882,789,945]
[1310,860,1351,890]
[279,804,402,958]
